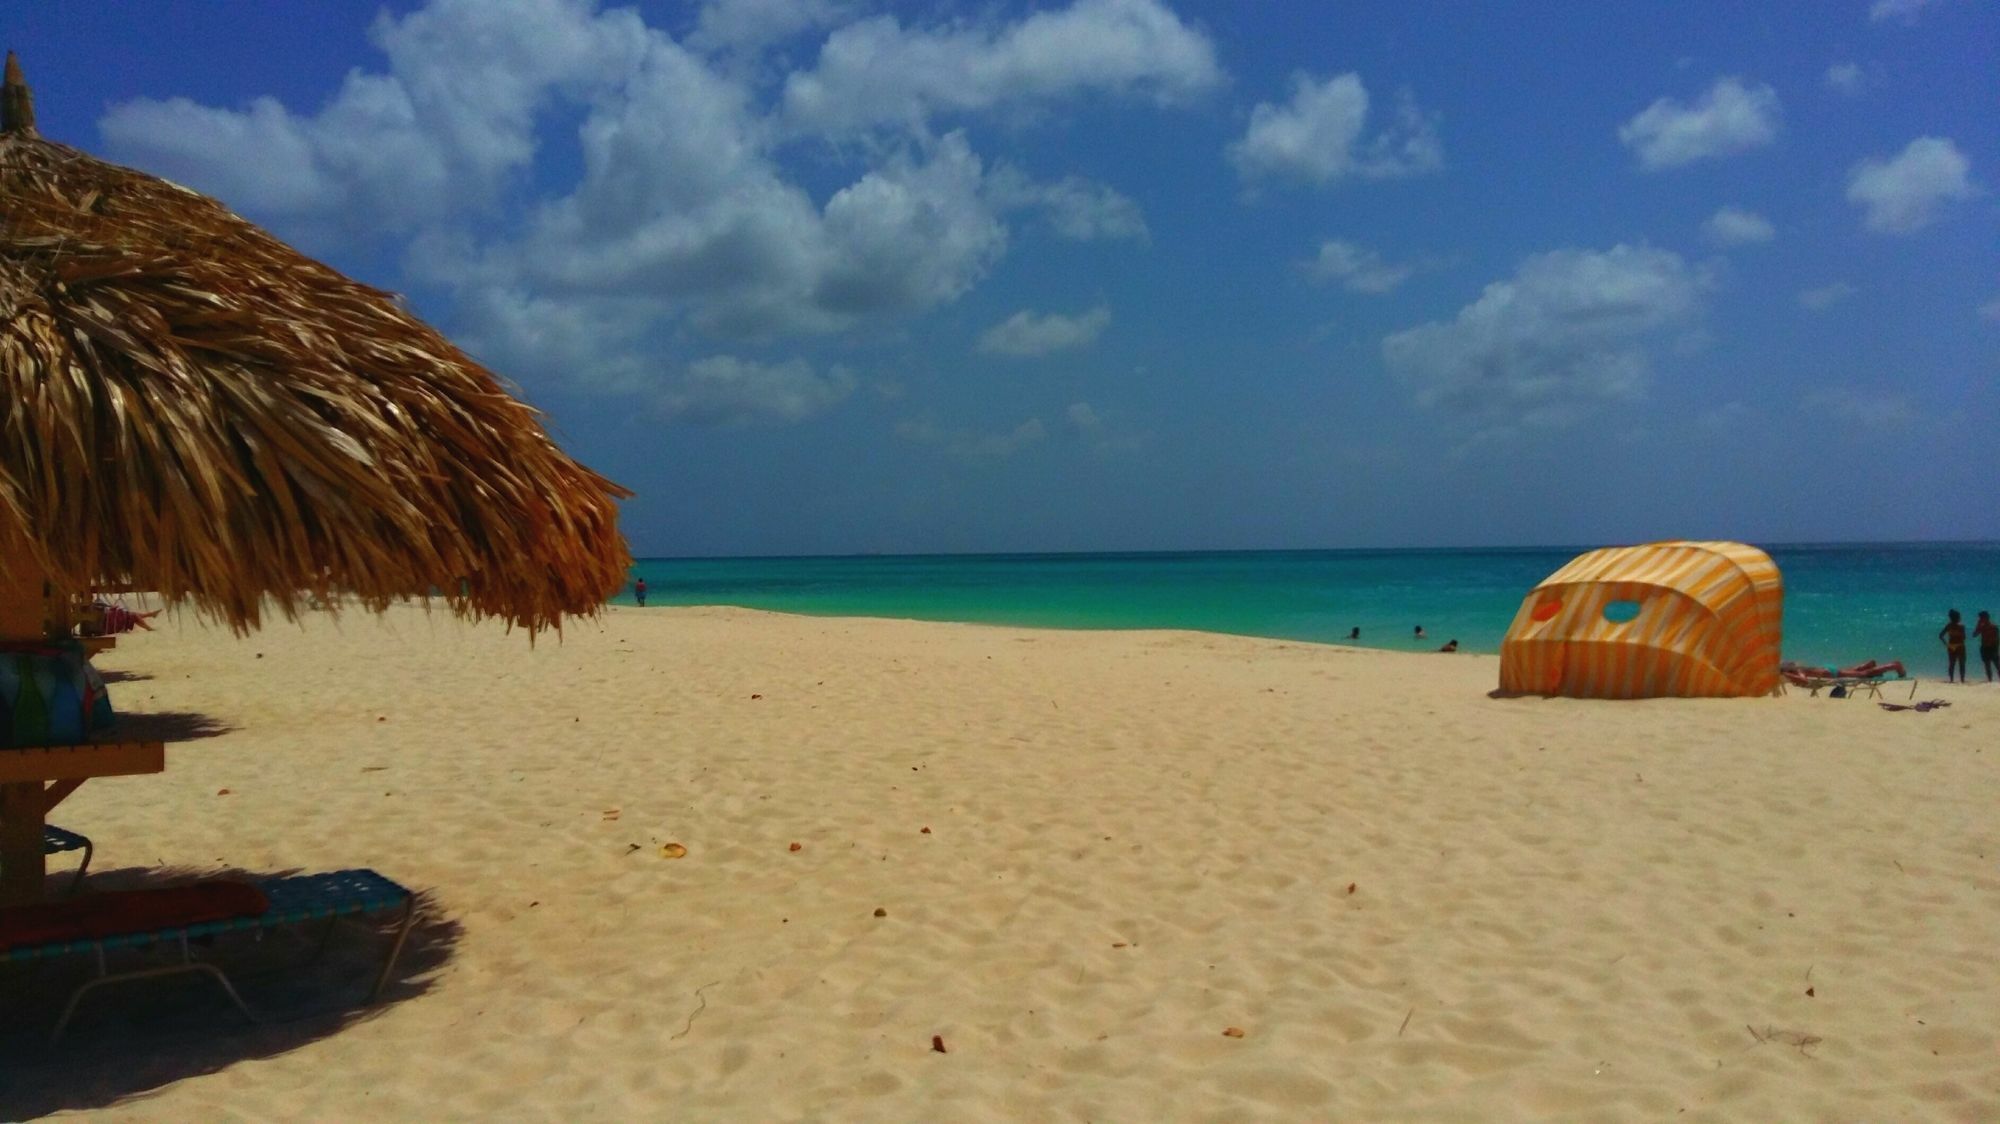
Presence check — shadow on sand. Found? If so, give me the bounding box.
[111,710,235,742]
[0,864,461,1118]
[96,669,153,684]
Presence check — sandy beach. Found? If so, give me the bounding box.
[3,603,1996,1121]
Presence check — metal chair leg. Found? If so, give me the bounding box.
[50,961,261,1043]
[371,898,417,1001]
[66,837,92,895]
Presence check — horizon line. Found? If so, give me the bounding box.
[629,539,2000,565]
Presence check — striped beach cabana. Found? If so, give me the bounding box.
[1498,541,1783,699]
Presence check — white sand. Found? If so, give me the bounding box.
[4,604,1996,1121]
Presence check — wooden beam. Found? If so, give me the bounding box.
[0,741,165,783]
[0,781,47,905]
[38,776,84,816]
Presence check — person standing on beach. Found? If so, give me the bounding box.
[634,578,648,607]
[1975,610,1999,682]
[1939,609,1966,682]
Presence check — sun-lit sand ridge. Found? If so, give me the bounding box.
[4,603,1996,1120]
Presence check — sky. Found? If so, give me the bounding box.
[6,0,1997,556]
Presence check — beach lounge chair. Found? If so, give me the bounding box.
[0,868,415,1041]
[42,824,92,894]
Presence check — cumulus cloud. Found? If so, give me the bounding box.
[985,167,1150,241]
[978,306,1111,356]
[1229,73,1442,187]
[1702,206,1775,246]
[1798,282,1857,311]
[1869,0,1943,23]
[1301,239,1417,293]
[101,0,650,234]
[781,0,1220,132]
[94,0,1179,423]
[691,0,847,51]
[896,416,1048,459]
[1617,77,1781,171]
[1846,136,1978,233]
[659,357,857,424]
[1381,244,1711,430]
[1824,62,1866,95]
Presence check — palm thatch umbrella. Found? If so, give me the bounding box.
[0,54,632,900]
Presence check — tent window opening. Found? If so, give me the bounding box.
[1602,599,1641,623]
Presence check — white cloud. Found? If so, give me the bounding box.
[1846,136,1978,233]
[1807,386,1915,430]
[896,416,1048,459]
[101,0,651,233]
[1301,240,1417,293]
[985,168,1150,241]
[781,0,1219,132]
[1702,206,1775,246]
[104,0,1184,419]
[978,306,1111,356]
[1381,244,1711,429]
[1869,0,1943,23]
[1617,77,1781,171]
[691,0,847,51]
[1798,282,1858,311]
[1979,294,2000,322]
[1229,73,1442,187]
[1066,402,1102,430]
[660,357,857,424]
[1824,62,1866,95]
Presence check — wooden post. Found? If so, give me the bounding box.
[0,523,53,903]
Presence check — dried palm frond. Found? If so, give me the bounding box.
[1,54,630,635]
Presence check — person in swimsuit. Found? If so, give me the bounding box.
[1438,639,1458,652]
[1939,609,1967,683]
[1975,610,1999,682]
[634,578,648,607]
[1413,625,1426,640]
[1347,627,1360,640]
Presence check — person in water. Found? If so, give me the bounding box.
[1438,639,1458,652]
[1348,627,1360,640]
[1975,610,1999,682]
[634,578,648,607]
[1413,625,1426,640]
[1940,609,1967,683]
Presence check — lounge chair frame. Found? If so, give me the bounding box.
[4,869,415,1041]
[41,824,92,894]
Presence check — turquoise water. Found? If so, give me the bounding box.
[620,544,1999,672]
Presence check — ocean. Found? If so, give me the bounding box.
[619,544,1999,672]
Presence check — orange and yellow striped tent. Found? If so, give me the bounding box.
[1498,541,1782,699]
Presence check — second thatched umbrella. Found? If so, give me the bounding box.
[0,54,631,900]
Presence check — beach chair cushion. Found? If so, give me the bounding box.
[0,880,269,953]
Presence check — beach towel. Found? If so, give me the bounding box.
[0,880,270,952]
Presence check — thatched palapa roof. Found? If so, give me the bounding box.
[0,54,631,634]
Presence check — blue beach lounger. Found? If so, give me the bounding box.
[1,868,416,1040]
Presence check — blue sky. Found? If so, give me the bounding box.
[8,0,1996,556]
